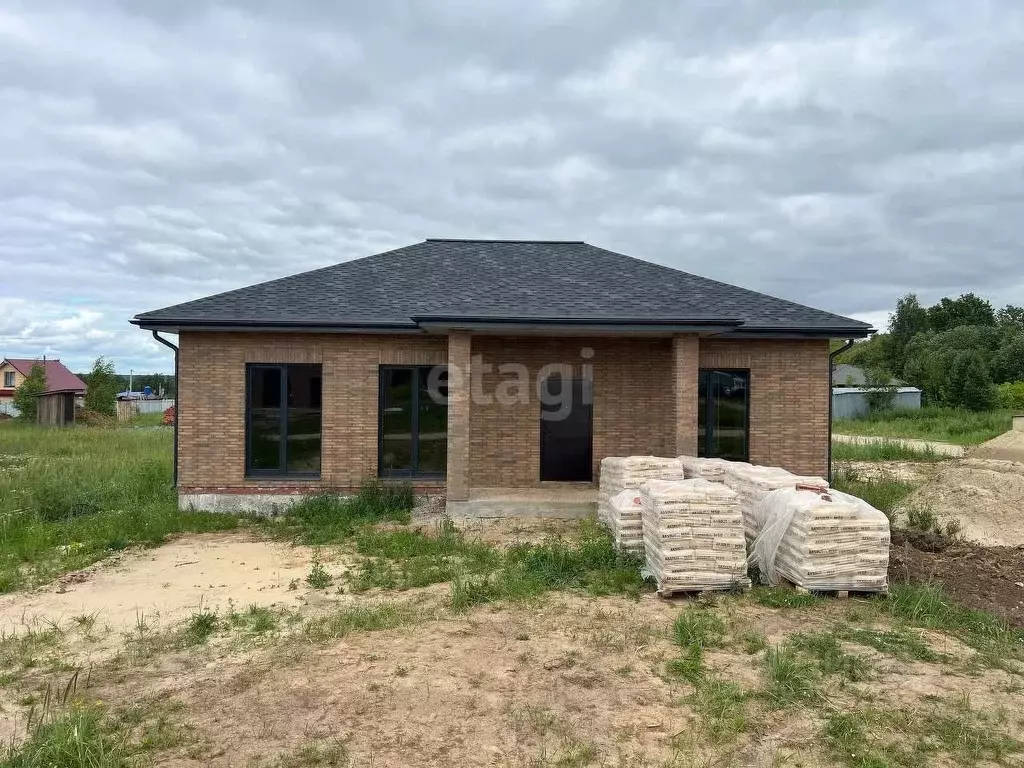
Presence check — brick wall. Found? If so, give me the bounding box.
[177,332,830,494]
[699,338,830,477]
[468,336,676,488]
[177,332,446,493]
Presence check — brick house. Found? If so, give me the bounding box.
[131,239,872,513]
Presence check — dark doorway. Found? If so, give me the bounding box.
[539,375,593,481]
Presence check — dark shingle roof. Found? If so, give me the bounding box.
[133,239,872,336]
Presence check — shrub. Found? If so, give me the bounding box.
[84,357,119,417]
[996,381,1024,411]
[942,350,997,411]
[12,363,46,422]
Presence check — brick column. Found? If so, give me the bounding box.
[672,335,700,456]
[445,331,472,501]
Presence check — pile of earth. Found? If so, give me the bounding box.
[889,529,1024,628]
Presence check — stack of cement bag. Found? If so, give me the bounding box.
[721,464,828,541]
[677,456,737,483]
[751,487,890,593]
[598,456,685,552]
[640,478,750,594]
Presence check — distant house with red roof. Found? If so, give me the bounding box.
[0,358,87,408]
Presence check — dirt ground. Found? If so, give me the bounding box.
[889,529,1024,627]
[0,533,346,638]
[3,517,1024,766]
[902,457,1024,547]
[968,428,1024,463]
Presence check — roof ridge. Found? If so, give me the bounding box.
[425,238,585,244]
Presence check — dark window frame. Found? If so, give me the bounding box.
[377,364,448,479]
[3,371,14,388]
[245,363,322,479]
[698,368,751,462]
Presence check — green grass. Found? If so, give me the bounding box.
[879,584,1024,667]
[0,423,237,592]
[348,518,501,592]
[686,678,749,744]
[302,601,426,642]
[673,608,727,649]
[760,644,819,706]
[789,631,871,682]
[834,406,1012,446]
[3,705,129,767]
[447,519,648,611]
[824,700,1024,767]
[829,466,917,518]
[751,587,821,609]
[269,482,415,545]
[182,611,219,646]
[831,440,945,462]
[838,626,943,663]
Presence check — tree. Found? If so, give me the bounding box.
[926,293,995,332]
[12,363,46,421]
[84,357,119,416]
[942,350,996,411]
[991,333,1024,383]
[996,304,1024,332]
[887,293,930,375]
[838,334,890,373]
[862,368,898,412]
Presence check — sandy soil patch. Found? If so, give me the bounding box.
[0,532,349,638]
[968,428,1024,463]
[903,457,1024,546]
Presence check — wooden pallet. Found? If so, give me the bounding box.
[656,582,752,600]
[782,577,887,599]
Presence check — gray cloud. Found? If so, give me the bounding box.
[1,0,1023,371]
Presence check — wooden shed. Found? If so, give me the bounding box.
[37,389,77,427]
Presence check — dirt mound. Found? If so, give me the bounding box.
[903,457,1024,546]
[968,428,1024,462]
[889,533,1024,627]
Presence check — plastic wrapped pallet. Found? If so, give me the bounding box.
[640,478,750,593]
[609,489,644,552]
[722,464,828,541]
[750,487,890,592]
[677,456,737,483]
[597,456,685,536]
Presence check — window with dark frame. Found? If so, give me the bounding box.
[3,371,14,388]
[378,365,448,478]
[697,369,750,462]
[246,363,322,477]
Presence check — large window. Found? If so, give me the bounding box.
[3,371,14,388]
[246,364,322,477]
[698,369,749,462]
[379,366,447,477]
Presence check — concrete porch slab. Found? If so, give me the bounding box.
[445,485,597,519]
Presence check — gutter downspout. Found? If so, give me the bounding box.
[828,338,856,483]
[151,331,179,488]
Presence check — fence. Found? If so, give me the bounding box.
[0,401,19,418]
[116,398,175,421]
[832,387,922,420]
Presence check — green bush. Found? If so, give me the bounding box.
[12,363,46,422]
[941,350,997,411]
[996,381,1024,411]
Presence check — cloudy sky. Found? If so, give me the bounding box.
[2,1,1022,373]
